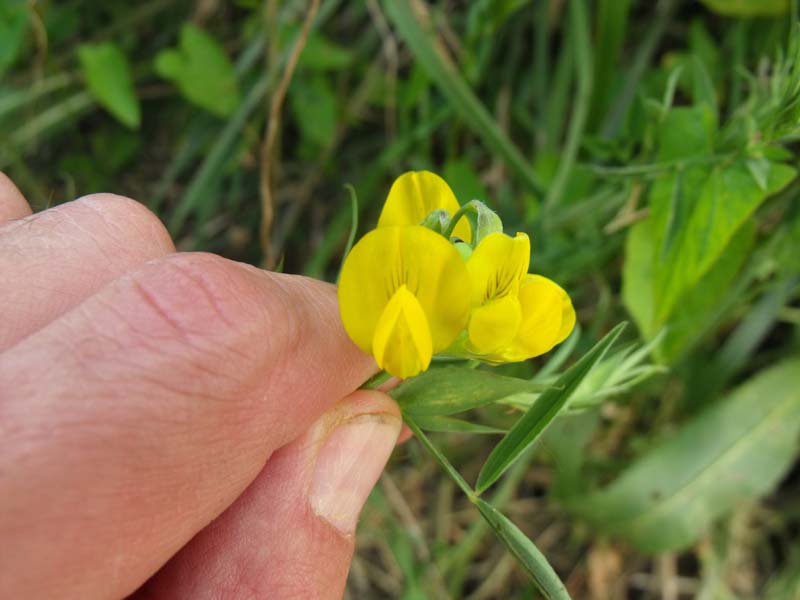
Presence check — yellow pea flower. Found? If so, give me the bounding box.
[463,232,576,361]
[378,170,472,242]
[465,232,530,354]
[491,274,576,362]
[338,225,471,379]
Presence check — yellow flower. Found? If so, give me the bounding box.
[338,225,471,379]
[465,232,530,354]
[378,170,472,242]
[464,232,576,361]
[492,274,576,362]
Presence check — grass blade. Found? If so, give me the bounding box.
[383,1,544,196]
[476,323,626,493]
[473,498,572,600]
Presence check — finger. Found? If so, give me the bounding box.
[0,193,175,351]
[0,253,377,599]
[0,172,32,223]
[137,390,400,600]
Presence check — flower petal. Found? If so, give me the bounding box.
[467,294,522,354]
[466,232,530,306]
[378,171,472,242]
[498,274,574,361]
[372,284,433,378]
[338,225,471,355]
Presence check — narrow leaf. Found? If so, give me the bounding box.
[414,415,506,435]
[473,498,572,600]
[476,323,626,493]
[391,366,549,417]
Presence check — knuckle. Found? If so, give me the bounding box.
[123,253,298,375]
[75,193,175,254]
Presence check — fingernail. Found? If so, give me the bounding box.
[309,413,401,534]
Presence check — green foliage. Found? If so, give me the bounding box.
[477,323,626,493]
[77,43,140,129]
[0,1,27,80]
[391,366,548,417]
[570,359,800,553]
[623,77,797,360]
[288,73,338,148]
[155,24,240,118]
[473,498,572,600]
[701,0,789,17]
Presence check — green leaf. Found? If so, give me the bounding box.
[77,43,140,129]
[472,498,572,600]
[652,159,795,322]
[700,0,789,17]
[0,1,28,79]
[571,359,800,553]
[476,323,626,494]
[155,24,240,117]
[656,222,754,362]
[391,366,548,417]
[624,213,755,361]
[623,103,796,341]
[414,415,506,435]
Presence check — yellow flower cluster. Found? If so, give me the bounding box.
[338,171,575,379]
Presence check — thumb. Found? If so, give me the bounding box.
[137,389,401,599]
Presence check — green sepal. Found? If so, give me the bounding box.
[465,200,503,246]
[420,208,452,236]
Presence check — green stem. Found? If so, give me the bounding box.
[361,370,393,390]
[442,202,477,239]
[543,0,593,218]
[404,415,475,500]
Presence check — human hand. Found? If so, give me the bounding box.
[0,173,401,599]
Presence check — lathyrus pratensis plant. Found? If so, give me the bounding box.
[338,171,625,600]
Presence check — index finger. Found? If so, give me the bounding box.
[0,172,31,223]
[0,252,376,599]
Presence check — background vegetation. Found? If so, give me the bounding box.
[2,0,800,597]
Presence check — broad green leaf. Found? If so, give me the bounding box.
[625,215,755,361]
[476,323,626,493]
[656,105,716,161]
[0,1,28,79]
[155,24,240,117]
[700,0,788,17]
[657,221,754,362]
[392,366,548,417]
[652,159,795,322]
[571,359,800,553]
[623,103,796,341]
[473,498,572,600]
[77,43,140,129]
[414,415,505,435]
